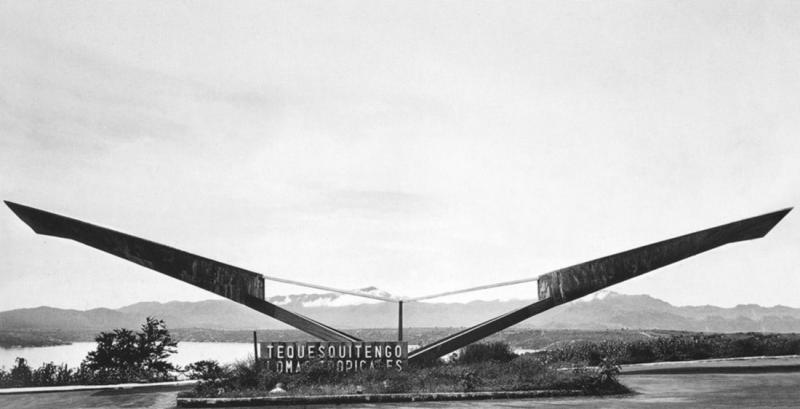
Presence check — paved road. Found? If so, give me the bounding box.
[4,372,800,408]
[0,384,185,409]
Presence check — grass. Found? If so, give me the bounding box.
[540,332,800,365]
[180,342,630,398]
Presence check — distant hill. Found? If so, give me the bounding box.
[4,289,800,334]
[531,292,800,333]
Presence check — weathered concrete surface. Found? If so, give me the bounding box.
[5,201,265,303]
[409,208,791,364]
[537,208,792,304]
[176,389,586,407]
[4,201,359,342]
[407,298,556,364]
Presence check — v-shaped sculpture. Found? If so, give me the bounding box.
[5,201,791,365]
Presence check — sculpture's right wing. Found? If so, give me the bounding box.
[408,207,791,364]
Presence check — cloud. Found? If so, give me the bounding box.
[0,28,298,155]
[0,33,177,146]
[1,1,800,311]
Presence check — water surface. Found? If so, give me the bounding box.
[0,342,255,369]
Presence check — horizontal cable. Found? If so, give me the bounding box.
[262,272,540,303]
[260,273,400,302]
[404,275,539,302]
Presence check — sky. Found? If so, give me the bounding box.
[1,0,799,312]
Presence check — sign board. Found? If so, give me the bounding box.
[260,341,407,373]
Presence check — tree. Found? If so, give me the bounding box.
[9,357,32,387]
[83,317,178,382]
[30,362,69,386]
[137,316,178,377]
[185,360,226,380]
[456,342,517,364]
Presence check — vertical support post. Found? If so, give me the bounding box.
[253,331,258,363]
[398,301,403,341]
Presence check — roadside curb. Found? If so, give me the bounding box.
[177,389,584,407]
[623,364,800,375]
[0,380,199,395]
[620,355,800,375]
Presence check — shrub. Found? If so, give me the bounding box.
[538,332,800,366]
[228,360,261,389]
[10,358,32,387]
[0,317,182,389]
[185,360,227,381]
[626,341,658,363]
[379,371,412,393]
[82,316,178,383]
[411,364,463,392]
[456,342,517,364]
[294,360,340,385]
[30,362,72,386]
[458,369,481,391]
[187,348,635,399]
[508,354,549,387]
[595,357,621,385]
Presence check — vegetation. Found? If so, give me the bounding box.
[6,327,800,390]
[0,358,77,387]
[182,332,800,399]
[0,317,178,388]
[82,316,178,383]
[185,360,226,380]
[454,341,518,364]
[181,342,629,398]
[540,332,800,365]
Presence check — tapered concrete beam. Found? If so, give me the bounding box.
[537,207,792,305]
[5,201,359,342]
[409,208,791,364]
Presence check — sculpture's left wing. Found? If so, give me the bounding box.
[5,201,360,342]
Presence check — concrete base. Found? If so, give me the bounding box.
[177,389,585,407]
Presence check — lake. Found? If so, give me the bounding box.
[0,343,536,369]
[0,342,256,369]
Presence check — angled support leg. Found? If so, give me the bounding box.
[5,201,360,342]
[408,208,791,364]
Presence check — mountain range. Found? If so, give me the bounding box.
[3,289,800,334]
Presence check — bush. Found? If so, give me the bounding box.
[506,354,549,389]
[294,360,340,385]
[595,357,621,385]
[30,362,72,386]
[185,360,227,381]
[456,342,517,364]
[378,370,413,393]
[539,332,800,366]
[9,358,32,387]
[188,351,630,398]
[458,369,481,391]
